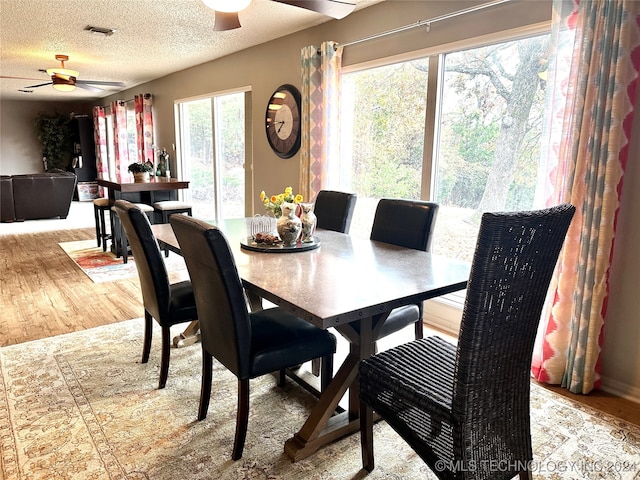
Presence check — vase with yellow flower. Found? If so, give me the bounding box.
[260,186,303,219]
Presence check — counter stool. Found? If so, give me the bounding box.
[93,198,111,251]
[112,203,154,264]
[153,201,192,224]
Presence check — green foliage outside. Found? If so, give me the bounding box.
[348,62,426,200]
[182,94,245,218]
[346,34,549,218]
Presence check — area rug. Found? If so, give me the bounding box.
[0,320,639,480]
[59,240,186,283]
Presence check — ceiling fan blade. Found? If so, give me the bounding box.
[76,79,126,87]
[214,11,241,31]
[271,0,355,19]
[75,83,104,93]
[0,75,46,81]
[24,82,53,88]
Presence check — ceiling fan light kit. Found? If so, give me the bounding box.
[52,75,76,92]
[46,55,79,79]
[213,11,242,31]
[202,0,252,13]
[204,0,355,32]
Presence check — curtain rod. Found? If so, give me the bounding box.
[337,0,512,49]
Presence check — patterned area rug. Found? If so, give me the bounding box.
[59,240,186,283]
[0,319,639,479]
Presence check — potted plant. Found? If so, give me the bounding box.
[128,161,153,183]
[34,112,73,171]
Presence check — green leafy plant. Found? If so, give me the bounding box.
[34,112,73,171]
[128,162,154,173]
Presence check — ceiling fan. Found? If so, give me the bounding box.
[15,55,125,93]
[203,0,356,31]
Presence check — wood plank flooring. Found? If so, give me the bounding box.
[0,228,143,346]
[1,219,638,428]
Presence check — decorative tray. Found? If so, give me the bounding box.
[240,236,321,253]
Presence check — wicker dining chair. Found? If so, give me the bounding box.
[359,203,575,479]
[170,214,336,460]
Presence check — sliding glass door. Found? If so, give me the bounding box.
[176,91,246,221]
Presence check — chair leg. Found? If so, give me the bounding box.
[311,358,321,377]
[360,401,375,472]
[110,212,119,258]
[232,378,250,460]
[141,311,153,364]
[100,208,108,252]
[198,350,213,421]
[414,302,424,340]
[158,326,171,389]
[94,205,101,247]
[320,353,333,392]
[278,368,286,387]
[120,222,128,264]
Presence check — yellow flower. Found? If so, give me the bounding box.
[260,187,303,217]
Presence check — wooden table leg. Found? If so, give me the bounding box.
[284,314,382,461]
[172,320,200,347]
[172,289,264,349]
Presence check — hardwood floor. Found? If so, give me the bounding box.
[1,208,638,428]
[0,227,143,346]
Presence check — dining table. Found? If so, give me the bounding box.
[151,218,470,461]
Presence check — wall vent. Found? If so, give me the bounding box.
[84,25,116,36]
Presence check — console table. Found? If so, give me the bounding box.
[98,177,190,257]
[97,177,190,205]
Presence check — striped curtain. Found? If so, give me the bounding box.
[110,100,130,182]
[135,93,155,165]
[531,0,640,393]
[300,41,343,201]
[92,106,109,197]
[92,107,108,177]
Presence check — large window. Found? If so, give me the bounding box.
[336,31,551,332]
[176,91,246,221]
[338,32,550,262]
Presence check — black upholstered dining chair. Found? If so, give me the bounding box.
[113,200,198,389]
[359,204,575,478]
[169,214,336,460]
[366,198,439,341]
[314,190,357,234]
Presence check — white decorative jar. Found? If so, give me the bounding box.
[299,202,317,243]
[276,202,302,246]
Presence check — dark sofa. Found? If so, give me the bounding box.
[1,171,77,222]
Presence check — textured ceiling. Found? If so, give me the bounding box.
[0,0,380,102]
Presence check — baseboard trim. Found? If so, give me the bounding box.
[600,376,640,404]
